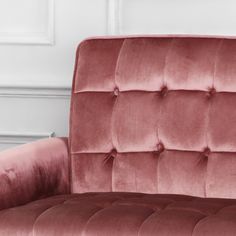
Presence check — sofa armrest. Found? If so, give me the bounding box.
[0,137,69,210]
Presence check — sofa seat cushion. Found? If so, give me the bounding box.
[1,193,236,236]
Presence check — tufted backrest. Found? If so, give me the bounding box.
[69,36,236,199]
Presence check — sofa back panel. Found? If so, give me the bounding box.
[70,37,236,198]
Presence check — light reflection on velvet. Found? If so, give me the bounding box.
[165,38,220,90]
[75,39,124,92]
[0,138,69,210]
[116,38,172,91]
[70,37,236,199]
[0,193,236,235]
[2,36,236,235]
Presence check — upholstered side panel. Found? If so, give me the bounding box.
[70,37,236,198]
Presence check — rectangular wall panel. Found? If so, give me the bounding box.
[0,0,108,150]
[0,0,54,44]
[109,0,236,36]
[0,87,70,151]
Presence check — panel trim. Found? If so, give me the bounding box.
[0,86,71,99]
[0,0,54,45]
[107,0,121,34]
[0,132,54,144]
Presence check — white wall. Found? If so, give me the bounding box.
[0,0,235,150]
[109,0,236,36]
[0,0,108,150]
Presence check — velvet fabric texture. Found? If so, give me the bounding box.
[2,36,236,235]
[0,138,69,210]
[1,192,236,236]
[70,37,236,199]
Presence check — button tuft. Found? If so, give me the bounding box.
[160,85,168,97]
[103,148,117,165]
[202,147,211,157]
[206,87,216,98]
[156,142,165,153]
[114,87,119,96]
[110,148,117,156]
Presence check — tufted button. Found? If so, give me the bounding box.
[206,87,216,98]
[103,148,117,164]
[155,142,165,155]
[160,85,168,97]
[110,148,117,157]
[114,87,119,96]
[202,147,211,157]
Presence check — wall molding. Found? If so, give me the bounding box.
[0,86,71,99]
[107,0,121,35]
[0,0,54,45]
[0,132,54,145]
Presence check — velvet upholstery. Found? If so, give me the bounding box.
[1,193,236,236]
[70,37,236,199]
[0,137,69,210]
[2,36,236,235]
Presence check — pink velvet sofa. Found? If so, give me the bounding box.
[1,36,236,235]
